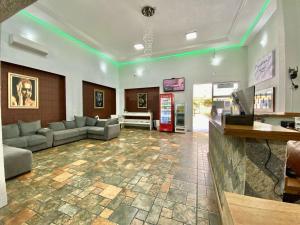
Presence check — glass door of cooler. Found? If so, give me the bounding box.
[160,97,172,125]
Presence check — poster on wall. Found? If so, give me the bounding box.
[254,50,275,84]
[254,87,275,113]
[137,93,147,108]
[8,72,39,109]
[94,89,104,108]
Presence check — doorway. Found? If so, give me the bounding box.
[193,83,212,132]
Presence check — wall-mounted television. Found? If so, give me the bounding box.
[163,78,185,92]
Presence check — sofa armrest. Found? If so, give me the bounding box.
[104,124,120,140]
[37,128,53,148]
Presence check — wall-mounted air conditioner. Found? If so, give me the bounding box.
[9,34,48,56]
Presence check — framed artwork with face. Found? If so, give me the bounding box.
[94,89,104,108]
[8,73,39,109]
[137,93,147,109]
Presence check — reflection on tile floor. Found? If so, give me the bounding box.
[0,129,221,225]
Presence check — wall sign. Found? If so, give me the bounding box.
[254,50,275,84]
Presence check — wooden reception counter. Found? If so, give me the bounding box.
[211,120,300,141]
[223,192,300,225]
[209,119,300,224]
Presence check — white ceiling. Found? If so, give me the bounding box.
[28,0,276,61]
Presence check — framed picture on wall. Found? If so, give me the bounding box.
[8,72,39,109]
[254,87,275,113]
[94,89,104,108]
[254,50,275,84]
[137,93,147,109]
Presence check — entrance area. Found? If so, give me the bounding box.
[193,83,212,132]
[193,82,239,132]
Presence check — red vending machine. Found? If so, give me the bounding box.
[159,93,174,132]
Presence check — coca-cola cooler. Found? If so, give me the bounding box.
[159,93,174,132]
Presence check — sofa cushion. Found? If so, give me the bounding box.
[64,120,76,129]
[26,135,47,147]
[86,117,97,126]
[75,116,86,128]
[96,119,108,128]
[2,124,20,139]
[3,137,28,148]
[88,127,105,136]
[19,120,41,136]
[53,129,79,141]
[49,122,66,131]
[77,127,88,136]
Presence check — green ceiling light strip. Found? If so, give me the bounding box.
[18,10,119,67]
[239,0,272,46]
[18,0,270,68]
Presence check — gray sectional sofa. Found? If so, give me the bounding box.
[2,120,53,152]
[2,116,120,179]
[49,116,120,146]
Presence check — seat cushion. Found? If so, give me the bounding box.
[49,122,66,131]
[53,129,79,141]
[75,116,87,128]
[88,127,105,136]
[3,137,28,148]
[26,135,47,147]
[2,124,20,139]
[19,120,41,136]
[77,127,88,136]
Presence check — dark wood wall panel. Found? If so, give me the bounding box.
[82,81,116,119]
[125,87,160,120]
[1,61,66,127]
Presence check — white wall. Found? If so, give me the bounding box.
[247,6,287,112]
[119,48,248,131]
[282,0,300,112]
[0,24,8,208]
[0,12,120,120]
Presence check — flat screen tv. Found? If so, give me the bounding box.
[163,78,185,92]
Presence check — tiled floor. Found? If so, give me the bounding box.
[0,129,221,225]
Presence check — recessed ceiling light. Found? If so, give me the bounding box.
[134,44,144,50]
[186,31,197,41]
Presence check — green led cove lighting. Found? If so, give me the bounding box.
[19,0,271,67]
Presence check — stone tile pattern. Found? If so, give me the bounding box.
[0,129,220,225]
[209,122,286,203]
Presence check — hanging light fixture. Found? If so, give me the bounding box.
[141,6,156,56]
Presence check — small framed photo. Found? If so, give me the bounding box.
[137,93,147,109]
[8,72,39,109]
[254,87,275,113]
[94,89,104,109]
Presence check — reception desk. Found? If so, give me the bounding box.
[209,119,300,206]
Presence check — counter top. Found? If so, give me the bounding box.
[255,112,300,118]
[210,119,300,141]
[224,192,300,225]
